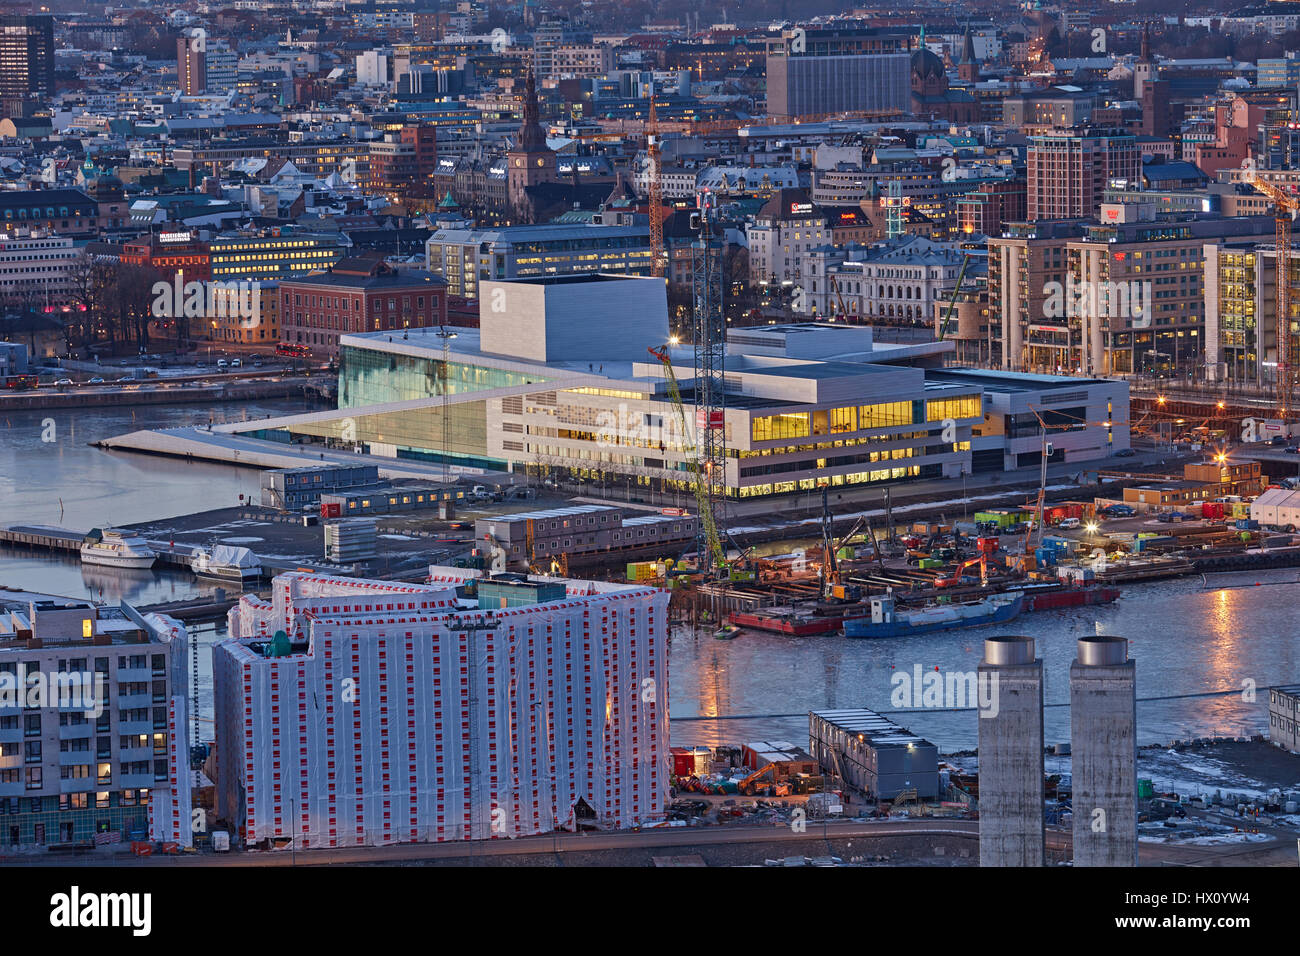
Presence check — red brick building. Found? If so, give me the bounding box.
[278,255,448,357]
[120,230,211,280]
[367,124,438,198]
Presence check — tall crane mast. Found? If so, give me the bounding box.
[691,194,727,575]
[647,97,666,278]
[1246,172,1300,420]
[648,345,726,573]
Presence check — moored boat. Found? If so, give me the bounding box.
[728,608,844,636]
[843,591,1023,638]
[1023,584,1119,612]
[191,544,261,583]
[80,528,156,569]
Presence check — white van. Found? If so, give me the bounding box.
[216,358,229,369]
[1058,517,1081,530]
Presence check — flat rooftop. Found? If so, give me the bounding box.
[927,368,1114,393]
[811,708,935,748]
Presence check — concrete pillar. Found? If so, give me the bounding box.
[1071,635,1137,866]
[978,635,1044,867]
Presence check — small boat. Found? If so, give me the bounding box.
[844,591,1023,638]
[80,528,156,570]
[191,544,260,583]
[714,624,741,640]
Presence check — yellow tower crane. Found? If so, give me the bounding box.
[648,345,727,575]
[1245,173,1300,420]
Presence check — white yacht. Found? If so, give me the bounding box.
[80,528,157,569]
[191,544,260,584]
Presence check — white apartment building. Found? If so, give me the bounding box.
[215,570,669,847]
[0,232,76,309]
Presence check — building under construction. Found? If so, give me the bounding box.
[214,569,669,847]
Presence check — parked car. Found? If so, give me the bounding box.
[216,359,229,369]
[252,359,263,367]
[1099,504,1136,518]
[1113,448,1136,458]
[230,358,242,367]
[1058,517,1081,530]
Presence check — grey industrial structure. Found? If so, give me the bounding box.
[476,504,697,569]
[977,636,1045,867]
[808,708,939,800]
[1070,636,1137,867]
[260,464,380,510]
[1268,684,1300,752]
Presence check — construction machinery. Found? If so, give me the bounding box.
[648,345,727,575]
[935,553,988,588]
[827,272,852,322]
[647,98,666,278]
[818,488,871,601]
[1245,171,1300,420]
[690,196,728,575]
[938,252,974,340]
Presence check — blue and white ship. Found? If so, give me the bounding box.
[843,591,1024,638]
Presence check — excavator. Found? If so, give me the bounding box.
[934,553,988,588]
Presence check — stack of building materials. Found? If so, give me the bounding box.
[324,517,377,562]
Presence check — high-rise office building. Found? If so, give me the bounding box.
[1026,128,1139,221]
[765,25,912,118]
[0,15,54,119]
[177,33,206,95]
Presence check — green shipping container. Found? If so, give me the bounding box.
[1137,778,1154,798]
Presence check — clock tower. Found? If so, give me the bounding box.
[506,67,557,222]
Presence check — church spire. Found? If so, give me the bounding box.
[516,63,548,153]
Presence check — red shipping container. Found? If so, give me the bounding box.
[670,748,694,777]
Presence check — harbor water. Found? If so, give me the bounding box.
[2,402,1298,753]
